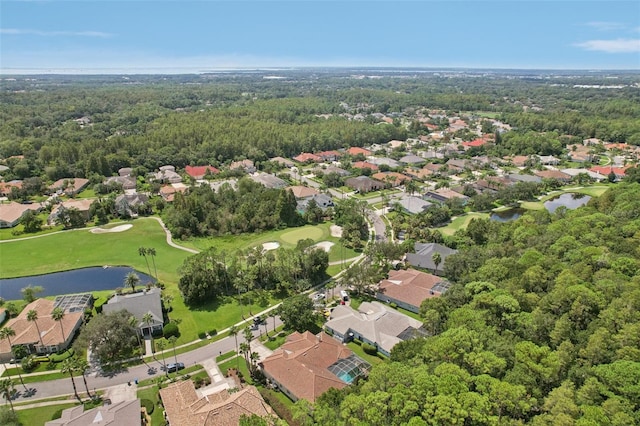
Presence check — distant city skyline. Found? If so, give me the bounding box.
[1,0,639,74]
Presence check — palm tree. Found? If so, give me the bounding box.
[51,307,66,345]
[142,312,154,350]
[26,310,44,351]
[250,351,260,375]
[124,271,140,293]
[0,328,27,391]
[0,379,16,414]
[431,252,442,275]
[239,342,250,371]
[147,247,158,282]
[74,357,92,399]
[168,336,178,366]
[60,357,82,402]
[229,325,240,371]
[156,339,168,377]
[129,316,146,360]
[138,247,152,278]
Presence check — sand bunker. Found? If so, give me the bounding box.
[330,225,343,238]
[262,241,281,251]
[90,224,133,234]
[312,241,335,253]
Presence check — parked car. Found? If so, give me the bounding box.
[166,362,185,373]
[313,293,326,301]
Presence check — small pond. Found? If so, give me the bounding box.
[0,267,154,301]
[544,193,592,214]
[490,208,526,222]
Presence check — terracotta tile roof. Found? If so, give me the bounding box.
[0,181,22,195]
[346,147,372,157]
[293,153,322,163]
[185,165,219,179]
[287,185,319,199]
[0,299,83,356]
[462,139,487,148]
[0,201,41,227]
[352,161,378,171]
[260,331,351,402]
[535,170,572,180]
[378,269,444,308]
[589,165,630,176]
[160,382,274,426]
[371,172,411,186]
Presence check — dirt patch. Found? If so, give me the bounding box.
[262,241,280,251]
[330,225,342,238]
[90,224,133,234]
[312,241,335,252]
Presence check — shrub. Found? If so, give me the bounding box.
[390,302,398,309]
[21,355,39,373]
[141,398,154,415]
[163,322,180,339]
[209,329,217,336]
[362,343,378,355]
[198,331,207,339]
[50,348,74,362]
[50,408,64,421]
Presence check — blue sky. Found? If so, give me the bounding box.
[1,1,639,73]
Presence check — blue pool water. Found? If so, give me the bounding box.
[0,267,154,301]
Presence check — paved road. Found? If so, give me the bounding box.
[10,317,282,403]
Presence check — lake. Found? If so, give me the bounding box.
[490,208,526,222]
[544,193,592,213]
[0,267,154,301]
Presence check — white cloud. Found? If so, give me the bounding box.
[585,21,626,31]
[0,28,112,38]
[575,38,640,53]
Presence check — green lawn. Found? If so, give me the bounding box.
[346,341,385,365]
[137,386,164,426]
[218,356,253,385]
[0,217,189,281]
[438,212,489,236]
[16,402,78,426]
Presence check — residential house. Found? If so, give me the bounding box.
[48,178,90,196]
[538,155,561,166]
[250,172,288,189]
[298,193,334,212]
[376,268,449,313]
[105,175,137,191]
[325,301,426,357]
[48,199,94,225]
[368,157,401,169]
[270,156,295,168]
[352,161,379,172]
[505,174,543,184]
[0,201,41,228]
[346,147,372,157]
[315,165,351,177]
[424,188,470,204]
[388,140,405,149]
[287,185,319,199]
[589,165,630,181]
[118,167,133,177]
[567,145,594,163]
[508,155,530,167]
[473,177,511,194]
[345,176,384,193]
[0,299,84,362]
[293,152,323,164]
[45,400,141,426]
[404,167,433,181]
[535,169,572,183]
[372,172,411,187]
[316,150,343,162]
[114,193,149,217]
[0,180,22,197]
[159,184,188,202]
[405,243,458,276]
[399,155,426,166]
[445,159,472,173]
[461,138,487,150]
[260,331,370,402]
[209,179,238,193]
[395,195,434,215]
[185,165,220,180]
[561,168,606,181]
[229,159,256,173]
[102,288,163,338]
[160,382,273,426]
[154,166,182,184]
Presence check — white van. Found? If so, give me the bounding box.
[340,290,349,301]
